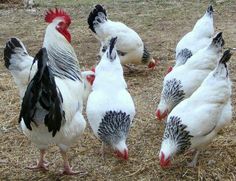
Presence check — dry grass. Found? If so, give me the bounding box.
[0,0,236,180]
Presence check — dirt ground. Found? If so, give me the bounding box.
[0,0,236,180]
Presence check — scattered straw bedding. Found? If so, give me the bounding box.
[0,1,236,180]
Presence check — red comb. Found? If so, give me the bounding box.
[44,8,71,25]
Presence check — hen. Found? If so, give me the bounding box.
[159,50,232,168]
[86,37,136,160]
[87,4,157,69]
[175,5,214,68]
[156,32,224,121]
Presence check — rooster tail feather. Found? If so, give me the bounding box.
[19,48,64,137]
[87,4,107,33]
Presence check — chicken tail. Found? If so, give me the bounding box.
[219,49,232,65]
[206,5,214,15]
[87,4,107,33]
[19,48,65,137]
[211,32,224,49]
[4,37,28,69]
[214,49,232,77]
[107,37,118,61]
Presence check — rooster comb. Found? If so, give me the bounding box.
[45,8,71,25]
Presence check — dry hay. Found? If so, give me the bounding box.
[0,0,236,180]
[0,0,21,4]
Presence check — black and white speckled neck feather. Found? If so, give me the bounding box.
[98,111,131,146]
[163,116,193,153]
[162,78,185,107]
[142,45,150,64]
[176,48,192,65]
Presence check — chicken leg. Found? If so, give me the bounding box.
[187,150,200,167]
[60,150,79,175]
[26,149,49,171]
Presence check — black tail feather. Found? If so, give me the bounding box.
[219,49,232,65]
[207,5,214,14]
[212,32,224,47]
[4,37,25,68]
[107,37,117,61]
[19,48,64,137]
[87,4,107,33]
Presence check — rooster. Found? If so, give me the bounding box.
[174,5,214,68]
[86,37,136,160]
[4,9,88,175]
[159,50,232,168]
[156,32,224,121]
[87,4,157,69]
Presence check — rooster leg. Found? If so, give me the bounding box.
[60,150,79,175]
[26,149,49,171]
[187,150,200,167]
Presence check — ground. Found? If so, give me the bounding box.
[0,0,236,180]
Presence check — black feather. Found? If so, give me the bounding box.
[105,37,118,61]
[19,48,65,137]
[87,4,107,33]
[3,38,24,69]
[141,45,151,64]
[212,32,224,47]
[219,49,232,65]
[207,5,214,14]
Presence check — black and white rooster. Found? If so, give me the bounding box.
[86,37,136,160]
[87,4,157,69]
[174,5,214,68]
[156,32,224,121]
[159,50,232,168]
[4,9,88,175]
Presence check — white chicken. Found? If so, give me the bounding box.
[5,9,87,175]
[159,50,232,168]
[86,37,136,160]
[174,5,214,68]
[4,37,95,104]
[87,4,157,69]
[156,32,224,121]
